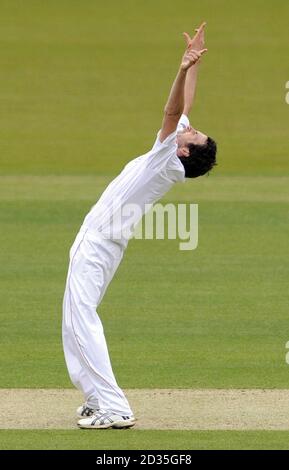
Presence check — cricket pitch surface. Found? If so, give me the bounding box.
[1,389,289,430]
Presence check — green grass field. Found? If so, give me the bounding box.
[2,430,289,450]
[1,175,289,391]
[0,0,289,450]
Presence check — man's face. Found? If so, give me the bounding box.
[177,126,208,148]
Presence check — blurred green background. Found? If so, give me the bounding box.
[0,0,289,450]
[0,0,288,175]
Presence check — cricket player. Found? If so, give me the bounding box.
[62,23,217,429]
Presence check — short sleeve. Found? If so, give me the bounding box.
[144,116,190,176]
[152,114,190,151]
[152,128,177,151]
[166,155,186,182]
[145,133,185,183]
[177,114,190,133]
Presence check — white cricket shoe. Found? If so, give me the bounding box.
[76,403,99,419]
[78,409,136,429]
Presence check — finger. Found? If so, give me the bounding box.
[198,21,207,32]
[193,21,206,38]
[190,49,204,56]
[183,32,191,45]
[189,52,199,62]
[199,48,208,55]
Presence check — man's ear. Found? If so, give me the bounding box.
[177,146,190,158]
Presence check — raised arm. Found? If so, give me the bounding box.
[159,39,207,143]
[183,22,207,117]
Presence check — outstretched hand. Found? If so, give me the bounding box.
[181,22,207,69]
[183,21,206,52]
[181,47,207,71]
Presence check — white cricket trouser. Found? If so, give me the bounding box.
[62,227,133,416]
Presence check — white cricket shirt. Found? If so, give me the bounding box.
[82,115,189,245]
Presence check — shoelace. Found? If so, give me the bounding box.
[91,410,114,426]
[81,406,95,416]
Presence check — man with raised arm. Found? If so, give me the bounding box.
[62,22,217,430]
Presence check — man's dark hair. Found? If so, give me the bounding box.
[178,137,217,178]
